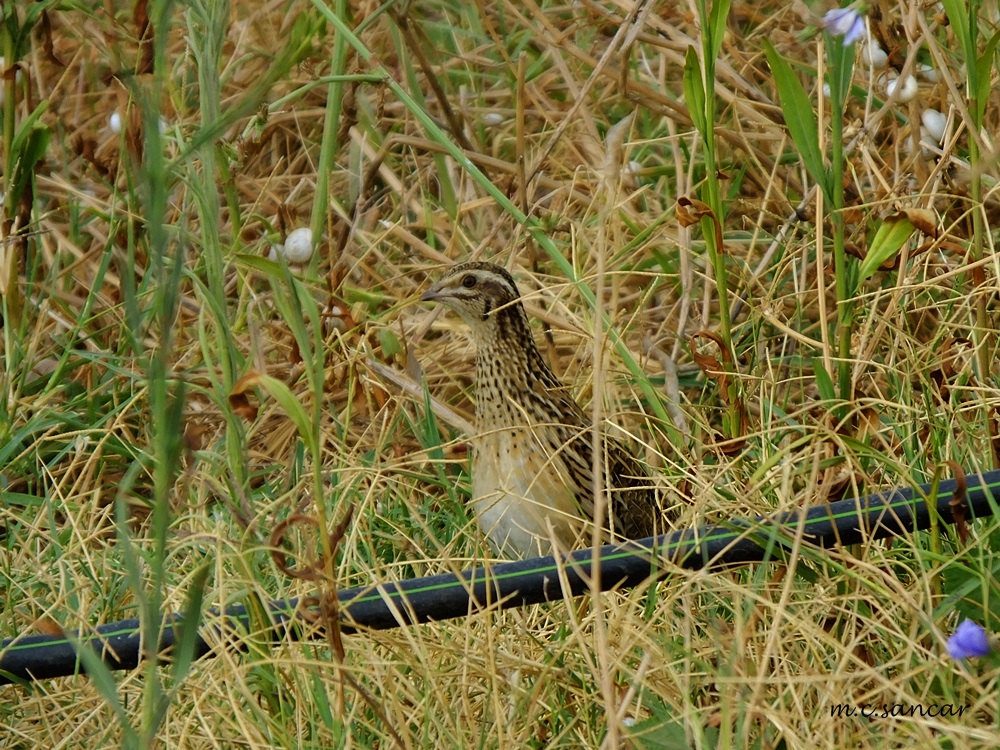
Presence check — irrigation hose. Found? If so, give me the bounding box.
[3,468,999,685]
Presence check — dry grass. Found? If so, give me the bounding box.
[3,0,1000,747]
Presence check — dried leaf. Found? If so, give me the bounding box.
[928,336,974,400]
[972,263,987,287]
[33,616,65,638]
[676,196,713,228]
[603,112,634,184]
[899,207,938,237]
[940,337,973,380]
[945,461,969,544]
[41,11,63,67]
[326,297,358,333]
[183,421,210,452]
[270,515,325,581]
[133,0,154,75]
[124,106,144,164]
[229,372,262,422]
[1,62,21,82]
[690,330,748,450]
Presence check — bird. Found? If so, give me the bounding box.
[421,261,659,558]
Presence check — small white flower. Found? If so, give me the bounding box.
[283,227,314,263]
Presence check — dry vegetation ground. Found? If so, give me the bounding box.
[3,0,1000,747]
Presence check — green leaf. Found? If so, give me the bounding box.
[707,0,732,62]
[9,116,51,206]
[233,252,282,275]
[938,0,973,66]
[824,29,856,114]
[974,30,1000,124]
[9,99,49,156]
[628,717,689,750]
[763,41,828,200]
[379,328,403,358]
[67,631,139,746]
[170,562,212,684]
[813,358,836,402]
[857,214,916,284]
[250,373,318,457]
[627,691,720,750]
[682,46,707,136]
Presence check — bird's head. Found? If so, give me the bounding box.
[421,262,525,345]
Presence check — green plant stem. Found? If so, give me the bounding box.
[188,0,243,487]
[696,0,732,357]
[830,112,851,402]
[968,121,995,464]
[136,0,182,742]
[823,31,856,406]
[311,0,350,244]
[691,0,737,439]
[1,17,20,335]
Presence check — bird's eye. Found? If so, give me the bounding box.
[461,274,477,289]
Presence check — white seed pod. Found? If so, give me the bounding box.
[623,160,643,187]
[326,305,348,333]
[921,109,947,143]
[862,38,888,68]
[283,227,314,263]
[886,75,918,103]
[109,112,123,134]
[920,125,941,159]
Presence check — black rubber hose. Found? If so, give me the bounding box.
[2,468,997,685]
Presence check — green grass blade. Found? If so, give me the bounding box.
[763,40,828,200]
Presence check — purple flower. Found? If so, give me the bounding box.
[947,620,991,659]
[824,8,865,46]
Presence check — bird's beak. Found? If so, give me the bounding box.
[420,282,444,302]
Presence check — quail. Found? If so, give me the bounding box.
[421,261,659,558]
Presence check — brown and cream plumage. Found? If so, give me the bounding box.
[421,261,659,558]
